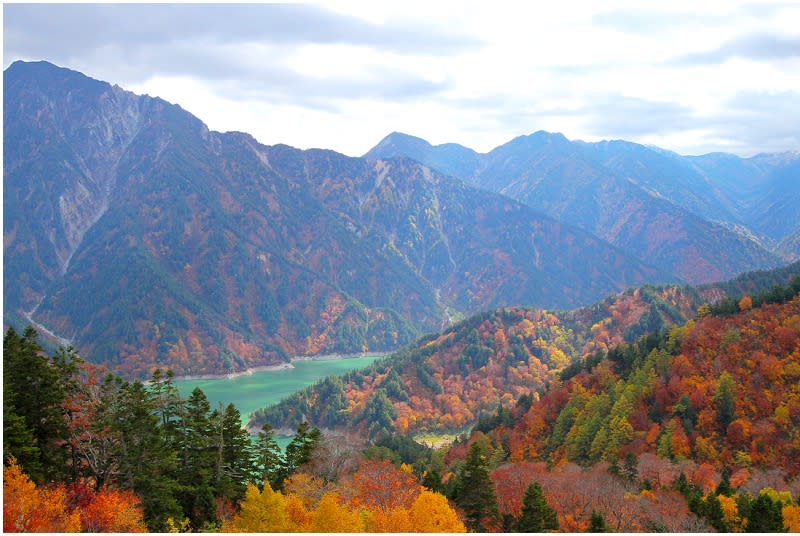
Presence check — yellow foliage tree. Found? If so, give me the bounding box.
[408,490,467,532]
[760,487,793,505]
[783,504,800,532]
[310,492,365,533]
[718,494,742,531]
[693,435,719,463]
[367,506,413,533]
[739,295,753,311]
[223,482,293,532]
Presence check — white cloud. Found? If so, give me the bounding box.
[4,1,799,157]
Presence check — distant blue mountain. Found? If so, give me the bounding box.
[366,131,795,283]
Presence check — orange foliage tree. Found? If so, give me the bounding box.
[340,459,420,511]
[783,504,800,532]
[4,460,146,533]
[3,458,81,532]
[78,487,147,532]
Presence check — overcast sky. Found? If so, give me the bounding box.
[4,1,800,157]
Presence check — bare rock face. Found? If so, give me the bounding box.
[53,84,145,271]
[4,62,147,314]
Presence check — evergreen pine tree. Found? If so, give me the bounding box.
[276,421,321,489]
[422,468,444,494]
[3,332,43,479]
[714,372,736,432]
[716,467,734,496]
[588,510,609,532]
[746,493,785,532]
[212,403,253,502]
[452,442,500,531]
[675,472,690,494]
[177,387,217,530]
[149,368,183,430]
[514,481,559,532]
[2,404,42,480]
[253,423,283,490]
[3,326,69,481]
[622,451,638,482]
[502,513,516,532]
[704,493,730,532]
[125,380,183,531]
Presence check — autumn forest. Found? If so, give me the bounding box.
[5,272,800,532]
[4,60,800,533]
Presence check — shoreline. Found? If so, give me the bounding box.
[167,362,294,382]
[170,351,389,382]
[290,350,389,362]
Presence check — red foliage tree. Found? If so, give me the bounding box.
[340,459,420,511]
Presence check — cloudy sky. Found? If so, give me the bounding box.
[4,1,800,157]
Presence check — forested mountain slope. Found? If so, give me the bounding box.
[250,262,800,436]
[495,278,800,474]
[450,276,800,532]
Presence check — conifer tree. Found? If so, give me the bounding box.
[716,467,734,496]
[254,423,283,490]
[3,384,42,481]
[422,468,444,494]
[123,380,183,531]
[177,387,217,529]
[587,509,609,532]
[703,493,729,532]
[621,451,638,482]
[514,481,559,532]
[3,326,69,481]
[276,422,321,489]
[452,442,500,531]
[714,372,736,432]
[745,493,785,532]
[214,403,254,501]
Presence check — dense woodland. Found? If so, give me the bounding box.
[442,275,800,531]
[5,274,800,532]
[251,263,800,437]
[3,326,466,532]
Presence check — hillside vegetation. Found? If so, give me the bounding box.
[250,262,800,437]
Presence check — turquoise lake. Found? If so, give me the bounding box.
[174,354,384,446]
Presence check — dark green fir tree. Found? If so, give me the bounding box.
[587,509,609,532]
[716,467,734,497]
[253,423,283,490]
[745,493,786,532]
[452,442,500,532]
[514,481,559,532]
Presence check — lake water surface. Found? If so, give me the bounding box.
[174,354,384,437]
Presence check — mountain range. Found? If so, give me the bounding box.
[4,60,667,377]
[3,60,797,377]
[366,132,798,283]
